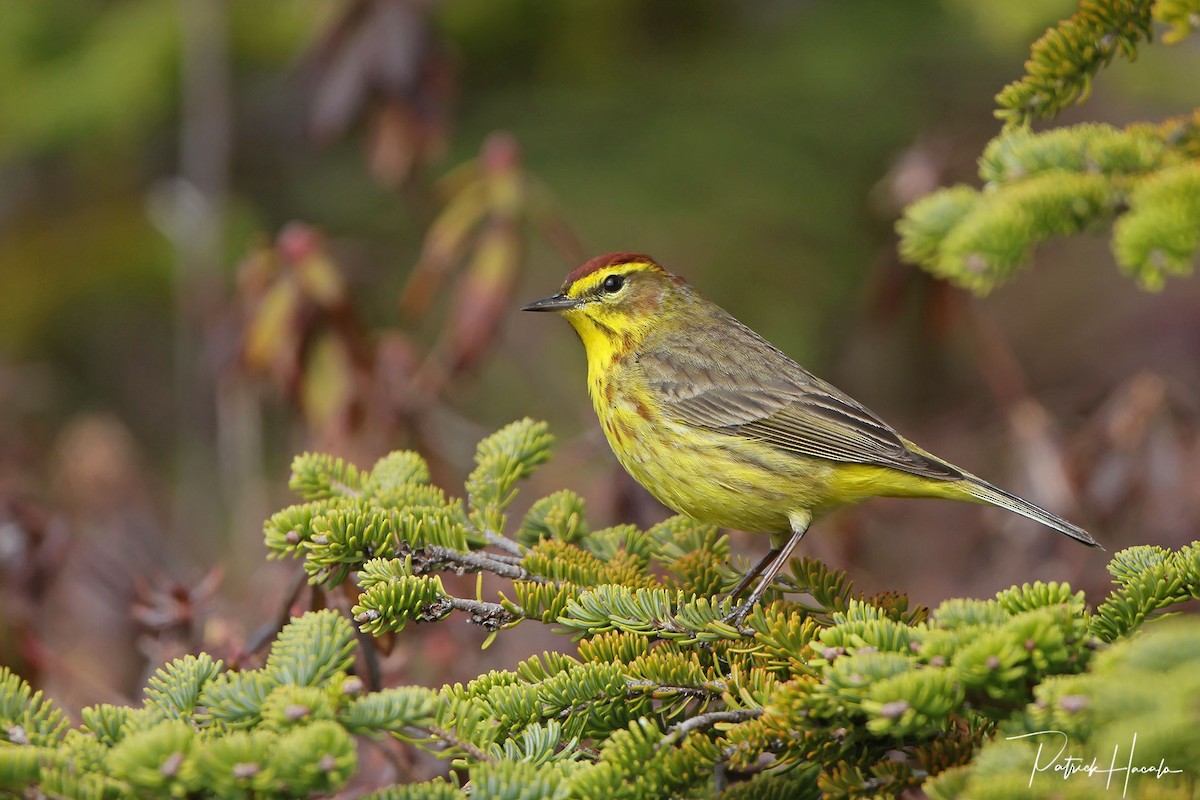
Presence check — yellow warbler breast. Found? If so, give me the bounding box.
[572,325,969,534]
[585,354,826,533]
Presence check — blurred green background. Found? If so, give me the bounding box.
[2,0,1198,713]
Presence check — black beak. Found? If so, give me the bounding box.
[521,292,579,312]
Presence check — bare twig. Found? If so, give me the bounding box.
[482,551,524,566]
[426,595,523,631]
[484,528,525,557]
[661,708,763,748]
[165,0,234,547]
[625,680,729,698]
[407,543,545,583]
[329,585,383,691]
[427,724,495,764]
[246,567,310,656]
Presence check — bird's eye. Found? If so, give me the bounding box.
[602,274,625,294]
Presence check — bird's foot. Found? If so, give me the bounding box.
[721,599,757,630]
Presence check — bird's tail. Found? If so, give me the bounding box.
[963,478,1101,549]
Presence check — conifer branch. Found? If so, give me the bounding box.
[996,0,1156,126]
[898,123,1200,292]
[15,421,1198,798]
[896,0,1200,293]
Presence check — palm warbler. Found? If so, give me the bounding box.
[524,253,1099,616]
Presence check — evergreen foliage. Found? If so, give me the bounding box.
[925,619,1200,799]
[994,0,1157,126]
[3,421,1197,797]
[898,0,1200,292]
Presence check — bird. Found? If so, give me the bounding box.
[523,252,1099,620]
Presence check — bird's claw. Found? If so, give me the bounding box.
[722,600,756,630]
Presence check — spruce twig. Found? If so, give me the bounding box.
[662,708,763,747]
[426,724,496,763]
[436,596,522,631]
[483,529,525,557]
[405,544,543,583]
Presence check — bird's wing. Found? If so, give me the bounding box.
[638,321,961,481]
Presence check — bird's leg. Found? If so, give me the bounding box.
[726,545,783,600]
[726,512,811,626]
[725,533,804,624]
